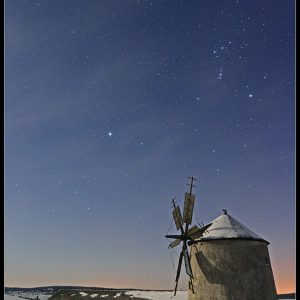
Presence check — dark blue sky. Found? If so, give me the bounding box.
[5,0,295,292]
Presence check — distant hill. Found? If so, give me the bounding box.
[277,293,296,299]
[5,287,107,293]
[4,287,171,293]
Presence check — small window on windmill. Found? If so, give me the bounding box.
[183,193,195,225]
[265,258,269,266]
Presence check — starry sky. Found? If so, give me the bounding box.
[5,0,295,293]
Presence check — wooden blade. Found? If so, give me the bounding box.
[199,222,213,234]
[183,193,195,225]
[186,225,201,240]
[174,249,184,296]
[183,243,193,278]
[168,239,181,249]
[187,223,213,240]
[165,234,182,239]
[172,205,183,230]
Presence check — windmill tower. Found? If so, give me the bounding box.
[166,177,277,300]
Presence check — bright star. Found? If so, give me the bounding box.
[108,132,112,136]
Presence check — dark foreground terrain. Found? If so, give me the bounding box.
[4,287,296,300]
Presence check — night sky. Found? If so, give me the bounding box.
[5,0,295,293]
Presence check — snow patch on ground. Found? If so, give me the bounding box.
[79,292,88,296]
[90,294,98,298]
[113,293,122,298]
[5,296,22,300]
[4,293,51,300]
[124,290,187,300]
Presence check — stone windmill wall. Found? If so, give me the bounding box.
[188,213,277,300]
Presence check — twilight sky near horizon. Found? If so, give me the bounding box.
[5,0,295,293]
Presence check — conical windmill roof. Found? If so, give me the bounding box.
[199,213,269,244]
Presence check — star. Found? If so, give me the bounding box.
[218,67,223,80]
[5,0,294,291]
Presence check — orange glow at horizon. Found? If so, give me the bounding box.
[274,278,296,294]
[272,258,296,294]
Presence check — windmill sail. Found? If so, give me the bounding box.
[172,205,183,230]
[183,246,193,277]
[168,239,181,248]
[174,250,184,296]
[199,222,213,234]
[187,225,202,240]
[166,177,198,296]
[186,223,213,240]
[183,193,195,224]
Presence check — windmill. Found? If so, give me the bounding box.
[165,176,212,296]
